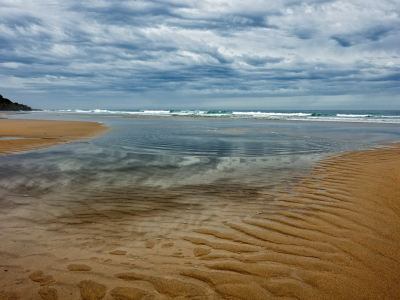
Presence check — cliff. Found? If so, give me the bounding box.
[0,94,32,111]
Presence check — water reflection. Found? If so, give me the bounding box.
[0,116,399,198]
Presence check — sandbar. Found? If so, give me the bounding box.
[0,119,112,155]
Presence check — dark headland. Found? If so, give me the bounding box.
[0,93,32,111]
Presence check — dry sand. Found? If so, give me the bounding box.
[0,119,111,155]
[0,138,400,298]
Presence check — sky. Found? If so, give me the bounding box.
[0,0,400,110]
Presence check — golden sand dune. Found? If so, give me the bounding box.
[0,143,399,299]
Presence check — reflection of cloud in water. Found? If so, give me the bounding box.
[1,117,399,198]
[0,144,319,196]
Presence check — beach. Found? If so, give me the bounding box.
[0,118,111,156]
[0,114,399,299]
[2,0,400,298]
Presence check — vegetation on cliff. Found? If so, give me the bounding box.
[0,94,32,111]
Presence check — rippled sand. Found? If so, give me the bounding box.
[1,140,400,299]
[0,119,111,155]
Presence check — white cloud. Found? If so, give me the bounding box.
[0,0,399,108]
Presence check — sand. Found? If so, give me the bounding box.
[0,135,400,298]
[0,119,112,155]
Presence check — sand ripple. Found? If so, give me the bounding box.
[179,144,400,299]
[1,144,400,299]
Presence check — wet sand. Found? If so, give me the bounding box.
[0,119,112,155]
[1,140,400,299]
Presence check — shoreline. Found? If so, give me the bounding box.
[115,114,400,127]
[0,124,399,298]
[0,119,112,156]
[31,109,400,124]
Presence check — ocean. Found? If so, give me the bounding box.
[41,109,400,123]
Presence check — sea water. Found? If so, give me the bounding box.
[40,109,400,123]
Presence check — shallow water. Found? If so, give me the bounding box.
[1,114,400,196]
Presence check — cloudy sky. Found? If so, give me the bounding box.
[1,0,400,109]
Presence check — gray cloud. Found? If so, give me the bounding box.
[331,24,395,47]
[241,55,284,66]
[0,0,399,109]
